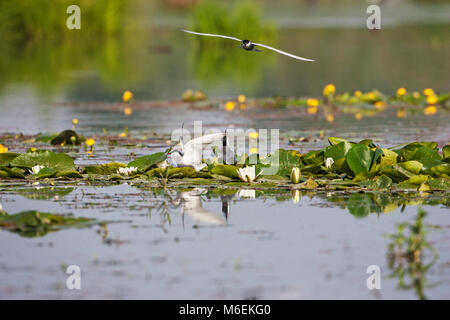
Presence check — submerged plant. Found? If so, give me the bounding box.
[386,207,439,300]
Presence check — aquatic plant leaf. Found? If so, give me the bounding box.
[302,177,318,189]
[83,162,126,175]
[381,164,415,182]
[0,210,100,237]
[210,165,240,179]
[0,166,25,178]
[426,163,450,177]
[347,144,374,175]
[443,145,450,159]
[404,175,430,185]
[56,171,83,178]
[409,146,443,170]
[397,161,423,175]
[10,151,75,172]
[371,175,393,190]
[263,149,302,177]
[324,141,352,164]
[50,130,82,145]
[34,167,56,179]
[328,137,351,146]
[0,170,8,178]
[127,152,167,173]
[379,148,398,168]
[427,178,450,191]
[0,153,20,166]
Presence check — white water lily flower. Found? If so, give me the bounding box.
[291,167,301,184]
[30,165,45,175]
[325,157,334,169]
[117,167,138,176]
[237,166,262,183]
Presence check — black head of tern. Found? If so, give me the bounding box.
[180,28,314,62]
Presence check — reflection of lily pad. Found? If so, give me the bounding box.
[0,210,102,237]
[16,187,74,200]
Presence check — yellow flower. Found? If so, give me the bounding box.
[225,101,235,111]
[426,95,438,105]
[239,103,247,110]
[182,89,194,101]
[119,132,127,138]
[354,112,362,120]
[397,109,407,118]
[396,87,407,97]
[122,90,133,103]
[85,138,95,146]
[0,144,8,153]
[238,94,246,103]
[354,90,362,97]
[307,106,318,114]
[72,118,78,125]
[249,132,258,139]
[423,88,435,96]
[31,148,37,152]
[424,105,437,116]
[374,101,386,111]
[307,98,319,108]
[123,107,133,116]
[325,114,334,122]
[323,84,336,96]
[249,147,258,154]
[194,90,207,101]
[367,92,376,101]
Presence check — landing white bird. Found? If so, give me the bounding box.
[180,28,314,62]
[168,132,235,171]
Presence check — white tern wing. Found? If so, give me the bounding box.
[253,42,314,62]
[180,29,241,42]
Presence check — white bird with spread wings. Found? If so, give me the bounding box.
[180,28,314,62]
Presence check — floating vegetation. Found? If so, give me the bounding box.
[0,137,449,197]
[0,209,104,238]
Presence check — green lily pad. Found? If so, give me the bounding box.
[0,153,20,166]
[379,148,398,168]
[210,164,240,179]
[10,150,75,172]
[0,210,102,237]
[127,152,167,173]
[397,161,423,175]
[347,144,375,175]
[50,130,82,145]
[427,178,450,191]
[443,145,450,159]
[83,162,126,175]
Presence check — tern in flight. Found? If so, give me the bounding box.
[180,28,314,62]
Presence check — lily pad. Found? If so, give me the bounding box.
[127,152,167,173]
[83,162,126,175]
[0,210,102,237]
[0,153,20,166]
[10,150,75,172]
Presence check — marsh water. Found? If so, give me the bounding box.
[1,2,450,299]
